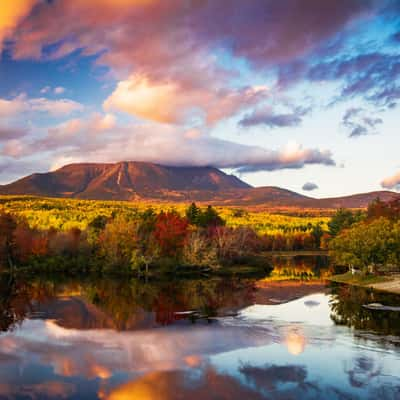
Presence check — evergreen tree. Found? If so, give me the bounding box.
[328,209,363,237]
[198,205,225,228]
[186,202,200,225]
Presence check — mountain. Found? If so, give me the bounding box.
[309,191,400,209]
[0,161,250,200]
[0,161,399,208]
[168,188,400,208]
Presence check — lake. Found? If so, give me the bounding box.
[0,256,400,399]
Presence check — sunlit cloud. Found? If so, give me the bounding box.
[381,171,400,190]
[104,74,267,124]
[0,0,37,52]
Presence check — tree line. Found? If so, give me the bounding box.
[0,202,325,275]
[328,199,400,273]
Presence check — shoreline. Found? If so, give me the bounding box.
[263,250,329,257]
[329,272,400,295]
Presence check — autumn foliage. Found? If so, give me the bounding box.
[153,212,189,257]
[0,201,328,274]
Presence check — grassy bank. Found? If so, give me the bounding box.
[329,272,400,295]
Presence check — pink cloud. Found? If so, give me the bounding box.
[104,74,267,124]
[381,172,400,190]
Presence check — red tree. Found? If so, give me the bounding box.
[153,212,189,257]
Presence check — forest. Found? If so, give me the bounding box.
[0,196,328,275]
[1,195,399,276]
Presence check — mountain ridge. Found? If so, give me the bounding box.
[0,161,399,208]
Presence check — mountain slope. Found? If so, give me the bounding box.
[0,161,251,200]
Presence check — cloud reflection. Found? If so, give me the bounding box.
[284,327,307,356]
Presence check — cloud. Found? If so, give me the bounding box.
[10,0,374,66]
[4,0,377,124]
[29,113,117,155]
[54,86,66,95]
[302,182,319,191]
[391,31,400,43]
[0,126,28,141]
[1,139,28,158]
[104,74,267,124]
[341,107,383,137]
[29,98,83,116]
[308,53,400,109]
[240,106,310,128]
[40,86,66,95]
[0,0,38,52]
[0,97,26,117]
[36,121,335,174]
[381,171,400,190]
[0,95,83,118]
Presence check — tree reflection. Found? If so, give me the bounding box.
[0,274,56,332]
[0,275,258,332]
[268,255,331,281]
[330,284,400,336]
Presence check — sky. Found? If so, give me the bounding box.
[0,0,399,197]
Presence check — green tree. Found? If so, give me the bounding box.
[198,205,225,228]
[329,217,400,271]
[0,213,17,268]
[311,223,324,248]
[186,203,200,225]
[328,209,363,237]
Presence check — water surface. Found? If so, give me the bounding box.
[0,257,399,399]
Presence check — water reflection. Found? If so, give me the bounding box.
[0,259,399,399]
[268,255,331,281]
[285,326,306,355]
[330,283,400,338]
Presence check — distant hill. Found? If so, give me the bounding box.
[0,161,399,208]
[153,188,400,208]
[309,191,400,209]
